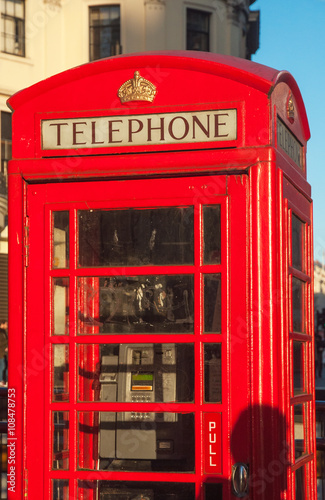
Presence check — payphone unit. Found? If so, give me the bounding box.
[99,343,193,465]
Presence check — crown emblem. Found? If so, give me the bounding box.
[118,71,157,103]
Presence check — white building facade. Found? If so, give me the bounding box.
[0,0,259,169]
[0,0,259,319]
[315,260,325,316]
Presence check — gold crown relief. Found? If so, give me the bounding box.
[118,71,157,103]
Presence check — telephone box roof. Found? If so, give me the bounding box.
[8,50,310,141]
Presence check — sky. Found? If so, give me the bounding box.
[251,0,325,263]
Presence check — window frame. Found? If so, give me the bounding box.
[0,0,25,57]
[0,111,11,196]
[89,4,121,62]
[186,7,211,52]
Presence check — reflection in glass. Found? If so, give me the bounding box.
[52,480,69,500]
[53,278,69,335]
[317,451,325,497]
[78,411,195,472]
[292,278,304,333]
[53,211,69,268]
[316,408,325,439]
[203,205,221,264]
[78,207,194,267]
[78,343,194,403]
[78,344,100,402]
[53,345,69,402]
[295,466,306,500]
[205,483,223,499]
[78,480,195,499]
[293,341,305,396]
[204,274,221,333]
[78,275,194,334]
[53,411,69,470]
[292,214,304,272]
[294,405,306,460]
[204,344,221,402]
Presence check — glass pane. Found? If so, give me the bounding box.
[78,411,195,472]
[204,274,221,333]
[78,343,194,403]
[53,211,69,268]
[78,275,194,334]
[204,344,221,402]
[53,411,69,470]
[294,404,306,459]
[295,466,305,500]
[317,451,325,497]
[98,8,111,23]
[1,111,12,141]
[4,18,15,53]
[292,214,304,272]
[5,0,14,16]
[293,341,305,395]
[187,9,210,31]
[52,479,69,500]
[187,9,210,51]
[205,483,223,500]
[203,205,221,264]
[90,8,99,23]
[89,5,120,60]
[78,207,194,267]
[53,345,69,402]
[187,32,209,51]
[316,408,325,438]
[292,277,305,333]
[14,0,24,19]
[53,278,69,335]
[78,481,195,499]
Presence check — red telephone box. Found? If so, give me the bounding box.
[7,52,315,499]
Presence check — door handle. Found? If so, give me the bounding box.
[232,462,249,497]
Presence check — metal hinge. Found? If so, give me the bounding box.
[24,216,29,267]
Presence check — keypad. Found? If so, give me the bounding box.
[131,394,152,402]
[130,412,152,421]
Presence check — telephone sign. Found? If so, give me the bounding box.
[7,52,316,499]
[41,108,237,149]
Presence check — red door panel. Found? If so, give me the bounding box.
[26,174,249,500]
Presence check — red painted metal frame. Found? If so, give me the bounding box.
[22,175,248,499]
[7,52,315,500]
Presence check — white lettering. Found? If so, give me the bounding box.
[209,421,216,431]
[209,433,217,443]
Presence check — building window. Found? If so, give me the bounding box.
[89,5,121,62]
[0,112,11,196]
[186,8,210,52]
[0,0,25,56]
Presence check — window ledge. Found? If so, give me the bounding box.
[0,52,33,66]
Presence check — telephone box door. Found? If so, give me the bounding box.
[25,173,249,499]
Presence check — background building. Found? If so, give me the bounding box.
[315,260,325,312]
[0,0,260,322]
